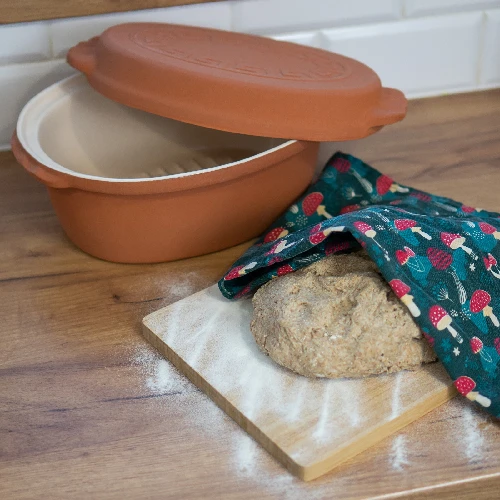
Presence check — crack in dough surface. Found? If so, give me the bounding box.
[251,252,436,379]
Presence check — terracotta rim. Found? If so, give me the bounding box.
[14,73,313,196]
[12,132,312,195]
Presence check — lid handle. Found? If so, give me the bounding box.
[67,37,99,75]
[369,87,407,128]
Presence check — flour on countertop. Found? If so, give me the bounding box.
[390,435,410,471]
[140,284,453,492]
[461,404,486,463]
[130,343,193,396]
[163,271,199,301]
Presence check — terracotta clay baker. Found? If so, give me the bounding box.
[12,23,407,263]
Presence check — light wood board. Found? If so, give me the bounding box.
[143,284,456,481]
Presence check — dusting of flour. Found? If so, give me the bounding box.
[137,285,460,496]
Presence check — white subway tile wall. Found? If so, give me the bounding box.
[0,60,75,150]
[0,22,51,65]
[321,12,483,97]
[231,0,402,33]
[480,9,500,85]
[0,0,499,149]
[405,0,500,17]
[50,3,233,57]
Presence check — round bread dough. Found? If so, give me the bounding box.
[251,252,436,378]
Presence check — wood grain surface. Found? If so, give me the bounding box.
[1,0,222,24]
[2,89,500,499]
[143,286,455,481]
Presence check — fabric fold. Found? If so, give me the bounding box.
[218,152,500,418]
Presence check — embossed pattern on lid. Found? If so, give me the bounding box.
[67,23,407,141]
[129,25,350,82]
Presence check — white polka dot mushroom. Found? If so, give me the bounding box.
[263,227,288,243]
[470,289,500,327]
[470,336,493,362]
[479,222,500,240]
[353,221,387,254]
[394,219,431,240]
[470,336,483,355]
[389,279,421,317]
[483,253,500,279]
[428,305,463,343]
[440,232,473,255]
[454,376,491,407]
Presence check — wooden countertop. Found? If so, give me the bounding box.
[2,90,500,499]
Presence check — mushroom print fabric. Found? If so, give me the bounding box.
[218,152,500,418]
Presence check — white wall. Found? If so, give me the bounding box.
[1,0,500,149]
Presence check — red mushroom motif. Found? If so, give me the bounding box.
[494,337,500,355]
[395,247,415,266]
[263,227,288,243]
[340,204,361,214]
[353,221,386,252]
[394,219,431,240]
[454,376,491,407]
[470,336,493,362]
[427,247,452,270]
[429,305,462,343]
[376,175,409,195]
[235,285,252,299]
[354,221,376,238]
[331,157,351,173]
[405,246,416,258]
[302,192,332,218]
[470,336,483,354]
[276,264,294,276]
[396,249,410,266]
[483,256,492,271]
[440,232,473,255]
[325,240,351,255]
[461,205,476,213]
[479,222,500,239]
[427,247,467,304]
[224,261,257,280]
[410,192,432,203]
[470,290,499,327]
[483,253,500,279]
[224,265,245,280]
[389,279,421,317]
[308,223,345,244]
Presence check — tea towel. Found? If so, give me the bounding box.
[219,152,500,418]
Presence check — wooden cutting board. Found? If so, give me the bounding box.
[142,285,456,481]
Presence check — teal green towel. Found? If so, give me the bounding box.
[219,152,500,418]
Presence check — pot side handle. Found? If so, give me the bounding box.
[369,87,407,128]
[67,37,99,75]
[11,133,71,189]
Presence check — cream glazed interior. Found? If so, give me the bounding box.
[16,74,292,182]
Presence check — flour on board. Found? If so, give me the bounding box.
[142,284,453,481]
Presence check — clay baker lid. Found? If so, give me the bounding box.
[67,23,407,141]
